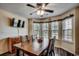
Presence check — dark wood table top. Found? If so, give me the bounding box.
[14,38,49,56]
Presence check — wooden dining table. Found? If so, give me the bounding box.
[13,38,49,56]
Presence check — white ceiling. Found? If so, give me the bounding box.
[0,3,79,19]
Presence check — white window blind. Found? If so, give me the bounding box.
[62,17,73,42]
[51,22,59,39]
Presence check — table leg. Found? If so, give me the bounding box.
[23,52,24,56]
[16,48,20,56]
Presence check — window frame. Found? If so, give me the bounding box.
[42,23,49,39]
[62,17,73,43]
[33,23,41,39]
[51,21,59,39]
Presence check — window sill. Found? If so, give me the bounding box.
[55,39,61,41]
[62,40,73,44]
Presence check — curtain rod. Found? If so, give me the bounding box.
[33,14,74,23]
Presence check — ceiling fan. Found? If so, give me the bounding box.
[26,3,54,16]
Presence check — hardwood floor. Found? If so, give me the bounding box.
[0,48,74,56]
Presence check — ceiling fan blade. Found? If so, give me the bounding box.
[37,3,42,6]
[45,3,49,6]
[37,3,48,7]
[44,9,54,13]
[26,4,35,8]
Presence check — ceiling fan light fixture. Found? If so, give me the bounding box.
[42,4,45,8]
[37,10,44,15]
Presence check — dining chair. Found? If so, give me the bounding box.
[40,36,56,56]
[48,38,55,56]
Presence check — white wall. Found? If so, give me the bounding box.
[0,9,28,40]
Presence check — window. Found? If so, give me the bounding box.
[33,23,41,39]
[33,21,58,40]
[42,23,48,39]
[62,17,73,42]
[33,22,49,40]
[51,22,59,39]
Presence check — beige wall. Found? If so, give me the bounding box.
[75,7,79,54]
[0,9,28,54]
[55,21,62,48]
[28,18,33,40]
